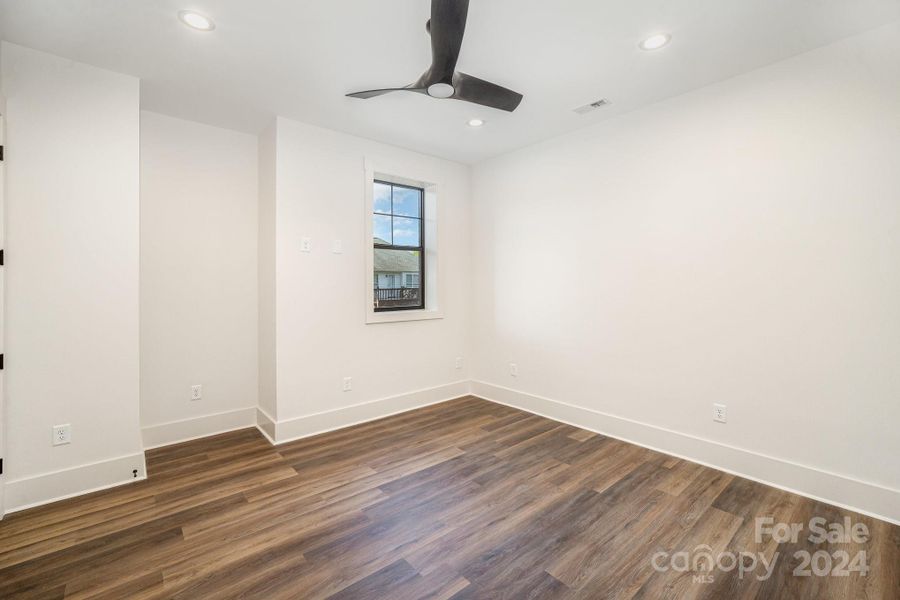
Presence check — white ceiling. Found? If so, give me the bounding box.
[1,0,899,163]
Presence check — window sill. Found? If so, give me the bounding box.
[366,309,444,324]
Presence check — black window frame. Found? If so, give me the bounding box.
[373,180,425,312]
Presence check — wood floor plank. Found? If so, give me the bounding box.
[325,559,420,600]
[0,396,896,599]
[566,429,597,443]
[632,506,744,600]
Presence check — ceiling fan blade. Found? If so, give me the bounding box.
[346,87,423,99]
[427,0,469,83]
[451,72,524,112]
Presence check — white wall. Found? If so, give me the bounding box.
[139,111,258,448]
[471,23,900,522]
[1,42,143,511]
[258,122,277,426]
[266,118,471,441]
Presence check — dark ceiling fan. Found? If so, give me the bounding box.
[347,0,523,112]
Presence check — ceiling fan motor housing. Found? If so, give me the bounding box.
[427,83,455,98]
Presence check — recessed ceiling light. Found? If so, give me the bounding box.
[639,33,671,51]
[467,118,485,128]
[178,10,215,31]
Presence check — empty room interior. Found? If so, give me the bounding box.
[0,0,899,598]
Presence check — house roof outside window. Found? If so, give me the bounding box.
[374,238,420,273]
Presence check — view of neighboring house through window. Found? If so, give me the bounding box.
[373,180,424,311]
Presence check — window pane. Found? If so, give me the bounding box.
[373,249,422,310]
[374,182,392,214]
[392,216,420,247]
[373,214,392,245]
[392,186,421,217]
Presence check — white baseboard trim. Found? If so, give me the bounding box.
[4,452,147,514]
[256,407,277,444]
[268,380,472,445]
[142,407,258,449]
[13,380,893,525]
[471,380,900,526]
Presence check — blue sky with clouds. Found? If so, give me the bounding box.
[374,183,421,246]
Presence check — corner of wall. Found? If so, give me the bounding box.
[257,121,278,422]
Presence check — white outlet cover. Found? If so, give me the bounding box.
[191,384,202,401]
[53,424,72,445]
[342,377,352,391]
[300,237,312,252]
[455,357,463,369]
[332,239,343,254]
[510,363,518,377]
[713,403,727,423]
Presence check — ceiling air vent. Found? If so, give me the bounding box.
[573,98,610,115]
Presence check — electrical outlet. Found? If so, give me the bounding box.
[510,363,518,377]
[332,239,343,254]
[191,384,202,401]
[300,237,312,253]
[342,377,353,392]
[713,403,727,423]
[52,424,71,446]
[455,357,463,370]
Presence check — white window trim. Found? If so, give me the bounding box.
[364,158,443,324]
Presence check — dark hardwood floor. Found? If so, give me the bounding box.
[0,396,897,599]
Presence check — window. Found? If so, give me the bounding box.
[365,162,442,324]
[373,180,424,311]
